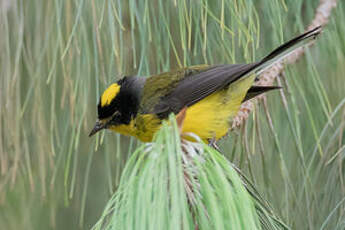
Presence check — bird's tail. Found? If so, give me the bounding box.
[236,27,321,102]
[249,26,322,76]
[243,86,281,102]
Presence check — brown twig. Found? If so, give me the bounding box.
[231,0,337,129]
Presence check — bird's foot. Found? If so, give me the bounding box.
[208,137,220,152]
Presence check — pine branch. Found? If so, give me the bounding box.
[231,0,338,129]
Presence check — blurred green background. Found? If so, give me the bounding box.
[1,0,344,229]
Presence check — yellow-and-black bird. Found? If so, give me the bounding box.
[89,27,321,143]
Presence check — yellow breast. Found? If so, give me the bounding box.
[109,114,161,142]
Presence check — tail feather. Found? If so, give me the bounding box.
[260,26,321,64]
[237,26,321,103]
[244,26,322,77]
[243,86,281,102]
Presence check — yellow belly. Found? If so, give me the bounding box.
[110,75,255,142]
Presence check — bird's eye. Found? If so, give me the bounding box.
[105,111,121,127]
[112,111,121,118]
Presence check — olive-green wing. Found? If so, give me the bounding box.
[139,63,257,117]
[139,64,213,114]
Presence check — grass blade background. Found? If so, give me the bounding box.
[0,0,344,229]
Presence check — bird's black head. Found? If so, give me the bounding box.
[89,76,141,137]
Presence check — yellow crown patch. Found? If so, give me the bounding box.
[101,83,121,106]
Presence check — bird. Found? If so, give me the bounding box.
[89,26,321,143]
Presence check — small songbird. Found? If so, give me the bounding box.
[89,27,321,143]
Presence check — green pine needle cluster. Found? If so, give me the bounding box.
[92,116,286,230]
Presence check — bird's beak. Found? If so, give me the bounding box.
[89,120,105,137]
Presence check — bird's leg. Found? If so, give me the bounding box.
[208,137,220,152]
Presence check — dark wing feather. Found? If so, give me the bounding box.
[148,63,257,117]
